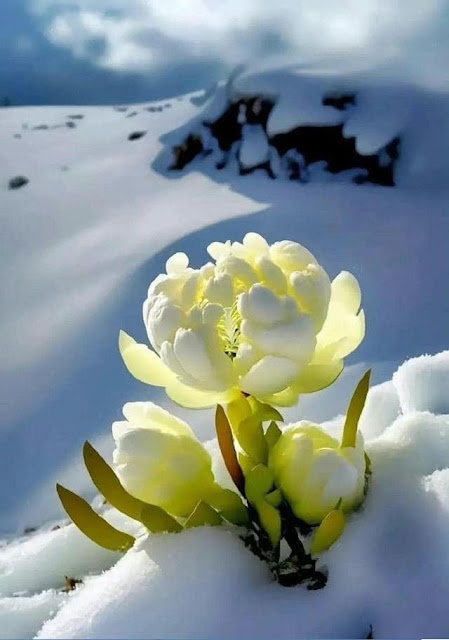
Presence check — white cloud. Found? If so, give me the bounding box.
[30,0,449,88]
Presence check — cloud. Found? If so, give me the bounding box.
[29,0,449,88]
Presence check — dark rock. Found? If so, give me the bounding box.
[164,103,172,108]
[169,91,399,186]
[322,92,356,110]
[65,121,76,129]
[128,131,147,141]
[8,176,29,190]
[33,124,48,130]
[114,106,128,112]
[13,134,21,139]
[171,134,204,169]
[126,111,138,118]
[23,526,36,534]
[67,114,84,120]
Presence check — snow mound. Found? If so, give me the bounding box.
[0,352,448,639]
[393,351,449,415]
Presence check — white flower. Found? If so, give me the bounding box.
[269,423,366,524]
[120,233,365,408]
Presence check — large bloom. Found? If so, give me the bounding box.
[269,423,366,524]
[113,402,239,518]
[120,233,365,408]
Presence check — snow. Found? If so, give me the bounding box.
[1,62,449,638]
[239,124,270,169]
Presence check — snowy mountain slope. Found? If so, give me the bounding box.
[1,69,449,537]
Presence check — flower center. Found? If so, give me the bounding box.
[217,302,242,360]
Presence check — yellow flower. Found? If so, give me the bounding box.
[120,233,365,408]
[269,424,366,524]
[112,402,237,518]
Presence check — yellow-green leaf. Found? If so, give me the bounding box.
[265,488,282,507]
[248,397,284,423]
[184,501,223,528]
[56,484,135,552]
[245,464,274,504]
[341,369,371,448]
[257,500,282,547]
[215,406,245,494]
[310,509,346,555]
[238,415,268,463]
[83,441,181,533]
[265,421,282,449]
[208,488,249,526]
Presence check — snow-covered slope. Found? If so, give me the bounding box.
[1,65,449,639]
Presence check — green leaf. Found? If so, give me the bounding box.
[265,421,282,449]
[341,369,371,448]
[56,484,135,552]
[310,509,346,555]
[83,441,181,533]
[265,488,282,507]
[248,398,284,424]
[245,464,274,504]
[184,501,223,528]
[238,415,268,463]
[215,406,245,494]
[208,488,250,526]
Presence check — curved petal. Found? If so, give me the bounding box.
[119,331,173,386]
[331,271,362,314]
[240,356,299,397]
[166,377,239,409]
[294,359,344,394]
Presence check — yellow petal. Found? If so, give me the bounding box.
[119,331,173,386]
[166,376,236,409]
[331,271,362,314]
[295,360,344,394]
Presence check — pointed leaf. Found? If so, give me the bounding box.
[248,397,284,423]
[208,488,249,526]
[257,500,282,547]
[83,441,181,533]
[311,509,346,555]
[56,484,135,552]
[265,488,282,507]
[215,405,245,494]
[265,421,282,449]
[238,414,268,463]
[184,501,223,529]
[245,464,274,505]
[341,369,371,448]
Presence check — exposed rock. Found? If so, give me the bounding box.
[65,121,76,129]
[33,125,49,130]
[171,134,204,169]
[8,176,29,190]
[114,106,128,112]
[128,131,147,141]
[126,111,138,118]
[170,92,399,186]
[67,114,84,120]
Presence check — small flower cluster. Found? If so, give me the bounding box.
[58,233,370,588]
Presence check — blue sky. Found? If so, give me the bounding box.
[2,0,448,106]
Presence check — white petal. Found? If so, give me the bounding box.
[166,252,189,275]
[240,356,299,396]
[255,256,287,294]
[270,240,318,273]
[242,232,269,256]
[330,271,362,314]
[241,314,316,363]
[121,401,193,437]
[238,284,286,325]
[294,359,344,393]
[204,273,234,307]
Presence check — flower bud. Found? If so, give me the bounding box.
[269,424,366,524]
[112,402,230,518]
